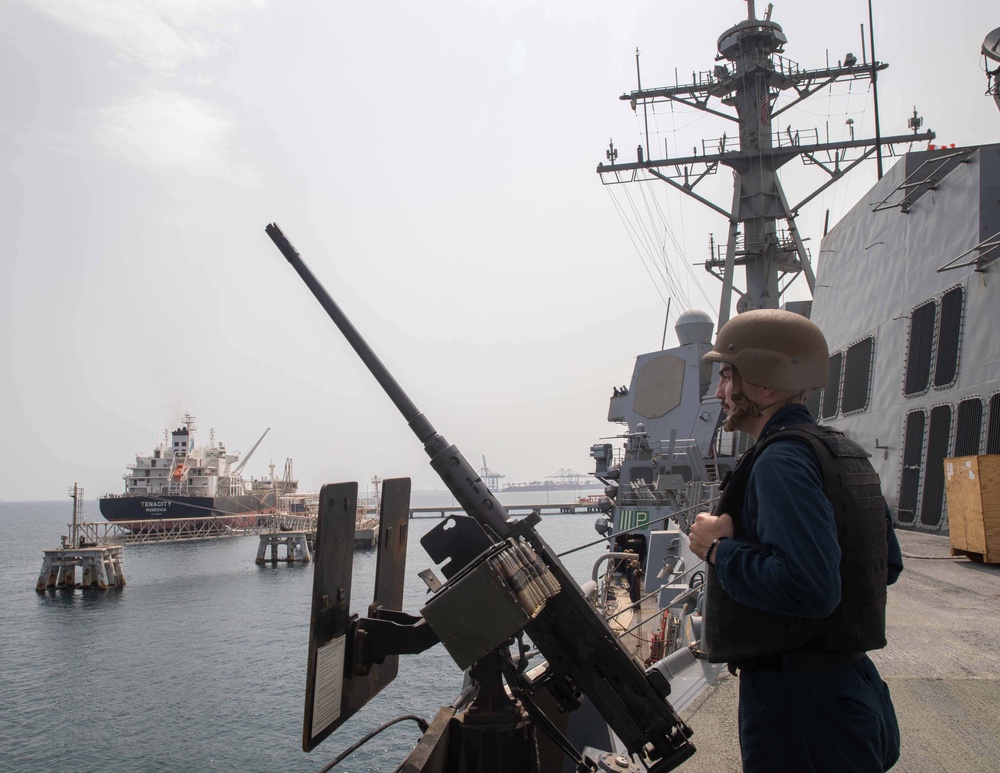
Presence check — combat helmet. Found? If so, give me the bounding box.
[703,309,829,392]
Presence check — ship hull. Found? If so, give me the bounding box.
[99,494,273,526]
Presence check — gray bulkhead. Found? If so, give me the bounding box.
[811,144,1000,532]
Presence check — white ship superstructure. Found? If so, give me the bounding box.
[99,414,280,522]
[122,415,248,499]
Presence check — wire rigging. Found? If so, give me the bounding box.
[642,172,717,312]
[638,98,744,317]
[606,188,670,307]
[637,184,692,310]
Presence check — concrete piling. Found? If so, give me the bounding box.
[255,531,313,564]
[36,546,126,591]
[36,484,127,592]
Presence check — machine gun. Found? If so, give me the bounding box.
[265,223,695,772]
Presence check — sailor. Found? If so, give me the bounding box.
[688,309,903,772]
[628,560,644,604]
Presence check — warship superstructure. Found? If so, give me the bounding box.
[591,6,1000,551]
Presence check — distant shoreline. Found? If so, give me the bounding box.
[500,482,603,492]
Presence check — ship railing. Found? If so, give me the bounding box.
[279,492,321,516]
[713,427,753,460]
[659,440,697,481]
[706,227,808,268]
[634,49,805,98]
[724,49,884,87]
[609,437,699,465]
[608,437,723,495]
[276,491,376,520]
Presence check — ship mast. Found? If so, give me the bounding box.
[597,1,935,325]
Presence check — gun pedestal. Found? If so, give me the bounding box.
[456,652,538,773]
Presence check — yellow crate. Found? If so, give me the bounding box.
[943,455,1000,563]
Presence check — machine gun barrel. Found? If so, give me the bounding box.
[265,222,511,540]
[265,222,695,771]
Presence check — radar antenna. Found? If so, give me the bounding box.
[984,27,1000,113]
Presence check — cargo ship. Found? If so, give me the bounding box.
[99,414,294,523]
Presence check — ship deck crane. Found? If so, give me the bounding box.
[232,427,270,476]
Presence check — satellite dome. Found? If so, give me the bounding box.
[675,309,715,345]
[983,27,1000,63]
[984,27,1000,112]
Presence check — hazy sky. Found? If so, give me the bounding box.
[2,0,997,502]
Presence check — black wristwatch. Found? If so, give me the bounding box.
[707,536,728,566]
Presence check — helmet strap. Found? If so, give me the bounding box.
[722,371,803,432]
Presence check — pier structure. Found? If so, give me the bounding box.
[51,503,595,544]
[255,501,378,563]
[36,484,127,592]
[36,544,126,591]
[256,531,313,564]
[34,493,594,588]
[69,512,318,545]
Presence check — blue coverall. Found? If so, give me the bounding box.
[712,404,903,772]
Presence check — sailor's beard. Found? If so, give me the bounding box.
[722,396,760,432]
[722,389,803,432]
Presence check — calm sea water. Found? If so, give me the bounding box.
[0,490,606,773]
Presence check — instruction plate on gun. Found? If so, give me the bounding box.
[311,635,346,736]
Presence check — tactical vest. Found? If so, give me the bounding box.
[702,424,888,664]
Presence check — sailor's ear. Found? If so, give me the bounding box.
[760,384,795,401]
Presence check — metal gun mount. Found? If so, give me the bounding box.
[266,223,695,772]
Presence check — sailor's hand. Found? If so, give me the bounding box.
[689,512,734,561]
